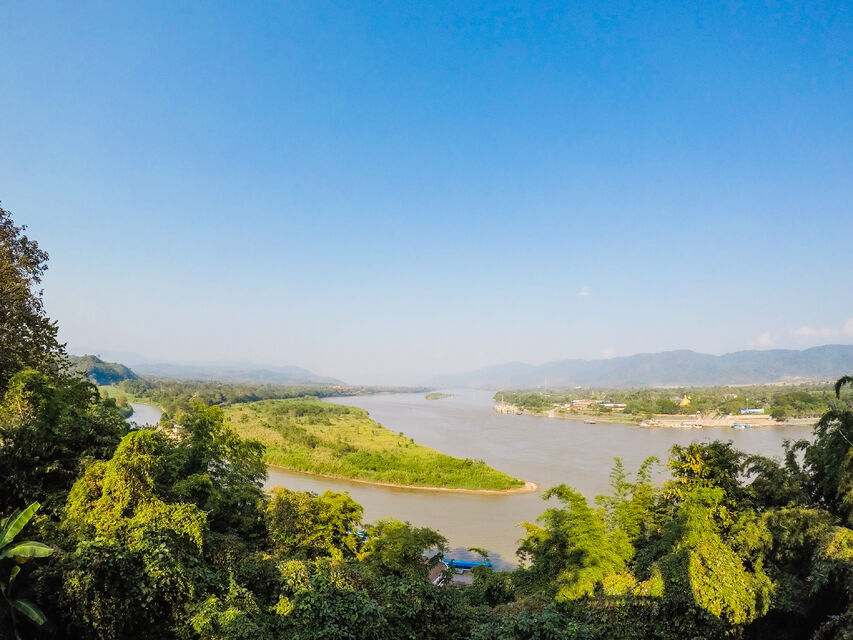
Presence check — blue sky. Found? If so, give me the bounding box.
[1,2,852,383]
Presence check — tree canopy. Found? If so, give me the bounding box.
[0,204,66,392]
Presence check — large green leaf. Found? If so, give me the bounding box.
[0,509,19,546]
[0,502,40,548]
[0,541,53,559]
[11,599,47,626]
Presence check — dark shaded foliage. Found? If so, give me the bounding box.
[0,205,66,393]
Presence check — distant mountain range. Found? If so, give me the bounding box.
[130,361,343,385]
[430,345,853,389]
[70,353,343,386]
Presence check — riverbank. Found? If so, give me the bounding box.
[495,403,638,425]
[225,397,528,491]
[99,384,149,406]
[267,465,538,494]
[494,403,810,428]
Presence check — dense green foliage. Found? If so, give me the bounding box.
[266,488,364,560]
[105,391,134,418]
[67,355,138,386]
[0,369,127,514]
[769,390,835,421]
[0,503,53,635]
[225,398,525,490]
[498,391,554,411]
[7,403,476,640]
[497,384,849,420]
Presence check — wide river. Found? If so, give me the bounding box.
[262,390,815,568]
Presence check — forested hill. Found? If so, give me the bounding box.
[67,354,138,385]
[432,344,853,388]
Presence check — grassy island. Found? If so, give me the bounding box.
[425,392,453,400]
[224,398,525,491]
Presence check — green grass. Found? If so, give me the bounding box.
[99,384,148,405]
[425,392,453,400]
[224,398,524,491]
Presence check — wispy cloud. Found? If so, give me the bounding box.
[749,331,774,347]
[577,286,592,298]
[789,317,853,340]
[601,347,616,358]
[791,326,835,338]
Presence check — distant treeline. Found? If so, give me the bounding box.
[111,377,428,415]
[495,383,851,420]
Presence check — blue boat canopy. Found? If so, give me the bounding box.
[443,558,492,570]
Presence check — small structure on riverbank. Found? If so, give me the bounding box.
[494,396,522,414]
[430,558,493,586]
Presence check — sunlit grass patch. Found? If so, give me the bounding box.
[224,398,523,491]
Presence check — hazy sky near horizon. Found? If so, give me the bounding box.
[2,2,852,383]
